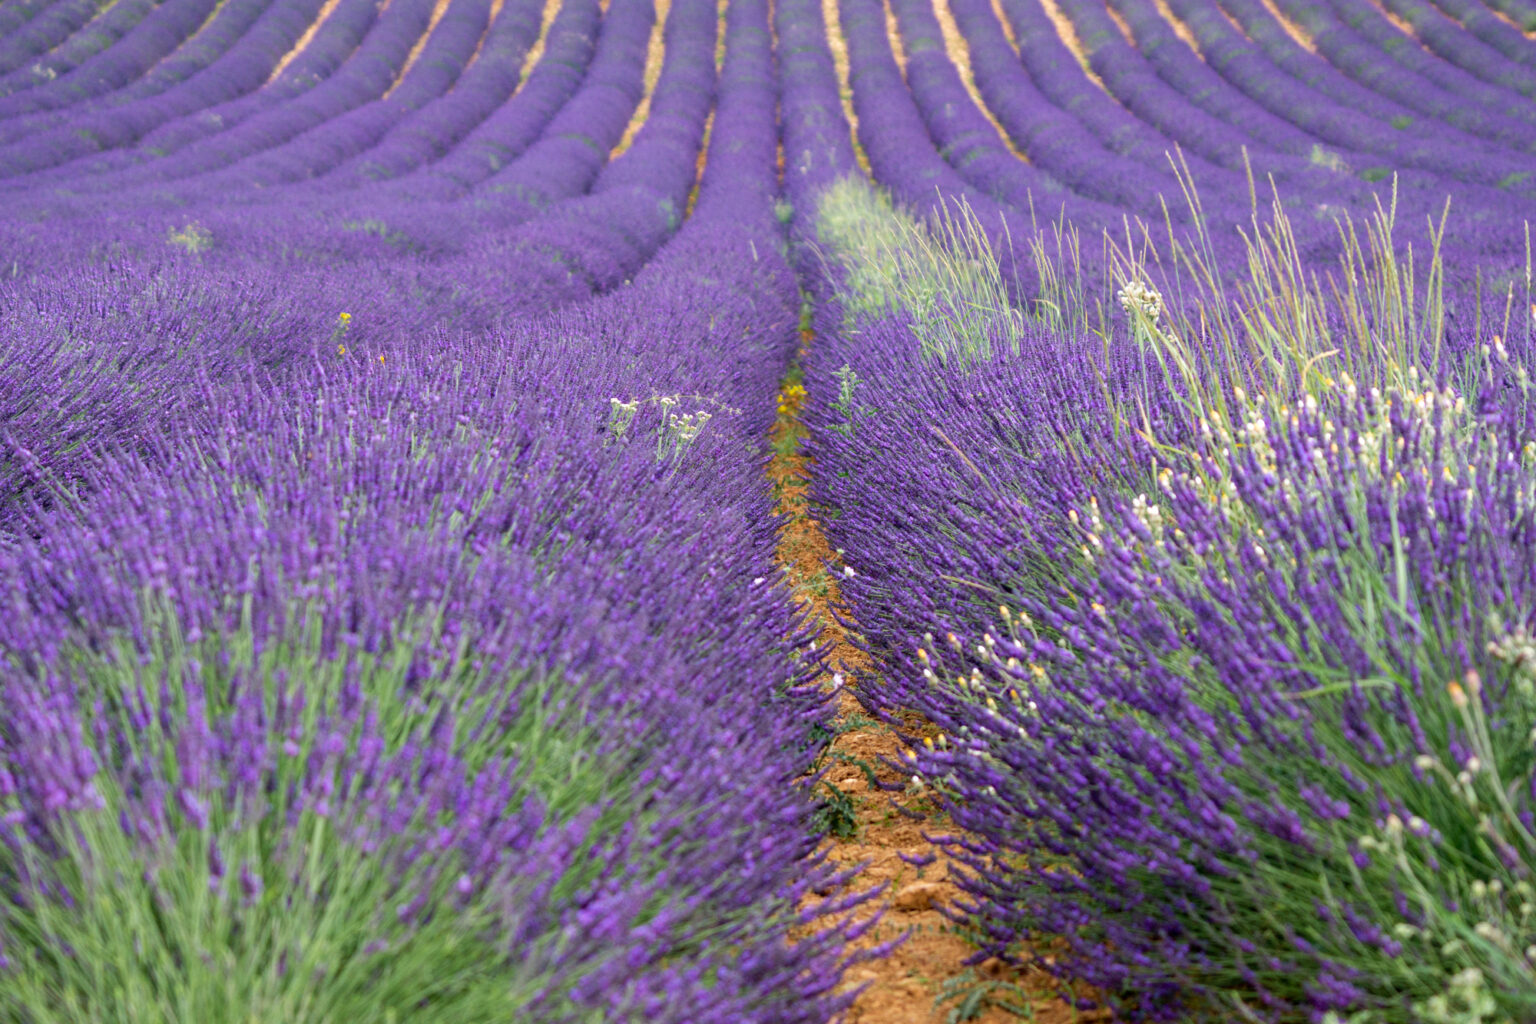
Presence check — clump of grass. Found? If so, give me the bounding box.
[166,223,213,255]
[815,177,1024,366]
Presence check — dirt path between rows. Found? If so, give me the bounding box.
[772,335,1103,1024]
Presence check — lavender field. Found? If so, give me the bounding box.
[0,0,1533,1019]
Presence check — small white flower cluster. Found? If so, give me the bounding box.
[606,398,640,442]
[1067,495,1108,563]
[1117,279,1164,322]
[1488,625,1536,698]
[606,395,712,463]
[1414,966,1501,1024]
[662,409,711,457]
[659,395,710,462]
[1129,492,1165,547]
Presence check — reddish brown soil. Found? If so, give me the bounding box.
[771,339,1107,1024]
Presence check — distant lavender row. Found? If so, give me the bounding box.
[195,0,499,191]
[317,0,548,189]
[0,0,390,188]
[865,0,1536,288]
[0,0,331,171]
[0,0,220,118]
[0,0,157,97]
[3,0,1527,263]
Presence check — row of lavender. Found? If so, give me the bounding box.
[3,0,1534,254]
[0,0,1531,310]
[0,0,881,1020]
[773,0,1536,1020]
[818,0,1536,301]
[0,0,735,332]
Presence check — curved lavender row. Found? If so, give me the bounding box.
[1118,0,1536,200]
[1154,0,1536,152]
[1144,0,1536,200]
[4,0,391,190]
[1045,0,1536,242]
[679,0,778,231]
[1146,0,1536,163]
[976,0,1443,264]
[986,0,1257,202]
[484,0,719,292]
[886,0,1123,235]
[944,0,1192,214]
[0,0,58,42]
[0,0,330,181]
[85,0,442,193]
[1483,0,1536,28]
[123,0,382,156]
[316,0,548,187]
[1190,0,1536,250]
[837,0,1048,292]
[0,0,221,118]
[195,0,498,189]
[398,0,719,316]
[953,0,1513,281]
[0,0,701,335]
[1377,0,1536,90]
[0,0,290,144]
[589,0,715,199]
[1056,0,1321,155]
[1036,0,1349,196]
[0,0,112,77]
[1426,0,1536,67]
[1203,0,1438,127]
[1329,0,1536,99]
[0,0,698,472]
[773,0,859,210]
[0,0,158,99]
[464,0,656,226]
[0,0,143,85]
[372,0,602,202]
[124,0,286,92]
[1272,0,1536,125]
[279,0,662,257]
[846,0,1306,296]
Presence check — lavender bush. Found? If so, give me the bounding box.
[807,175,1536,1021]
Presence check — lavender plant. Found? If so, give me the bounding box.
[808,175,1536,1020]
